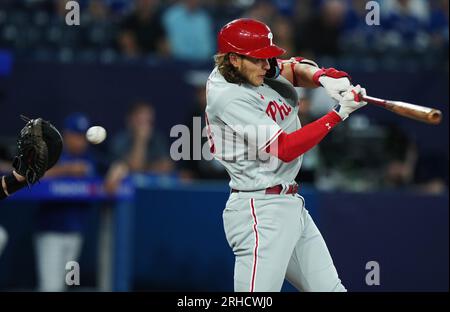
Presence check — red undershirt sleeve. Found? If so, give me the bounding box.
[266,111,342,162]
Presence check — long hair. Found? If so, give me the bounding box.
[214,53,248,85]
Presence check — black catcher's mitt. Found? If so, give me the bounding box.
[12,115,63,185]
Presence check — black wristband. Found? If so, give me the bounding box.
[4,173,27,195]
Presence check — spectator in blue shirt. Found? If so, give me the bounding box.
[162,0,214,62]
[381,0,430,51]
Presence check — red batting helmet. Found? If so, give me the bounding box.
[217,18,286,59]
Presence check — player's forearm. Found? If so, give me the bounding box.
[0,171,27,200]
[279,58,321,88]
[267,111,342,162]
[293,63,322,88]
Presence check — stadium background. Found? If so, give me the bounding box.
[0,0,448,291]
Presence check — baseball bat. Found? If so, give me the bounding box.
[361,95,442,125]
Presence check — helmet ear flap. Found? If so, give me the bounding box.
[265,58,280,79]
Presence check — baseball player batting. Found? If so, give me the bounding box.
[205,18,367,292]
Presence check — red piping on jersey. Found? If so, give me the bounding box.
[250,198,259,292]
[261,128,283,151]
[266,111,342,162]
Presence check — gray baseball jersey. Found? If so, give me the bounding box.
[205,67,302,191]
[206,66,345,292]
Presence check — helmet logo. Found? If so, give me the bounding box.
[268,32,273,45]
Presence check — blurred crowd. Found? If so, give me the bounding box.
[0,0,448,70]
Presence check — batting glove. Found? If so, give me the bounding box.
[333,85,368,120]
[313,67,352,102]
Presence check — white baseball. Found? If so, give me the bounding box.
[86,126,107,144]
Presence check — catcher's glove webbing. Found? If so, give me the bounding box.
[12,116,63,185]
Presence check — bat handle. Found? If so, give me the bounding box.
[361,95,387,107]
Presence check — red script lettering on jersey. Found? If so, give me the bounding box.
[265,100,292,122]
